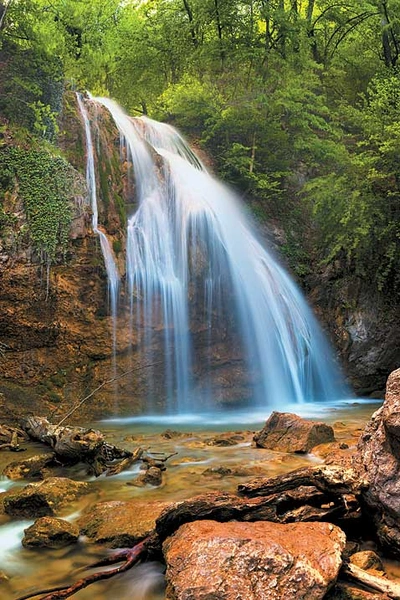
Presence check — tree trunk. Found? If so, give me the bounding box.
[0,0,12,32]
[381,1,399,68]
[182,0,198,47]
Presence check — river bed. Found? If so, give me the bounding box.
[0,400,385,599]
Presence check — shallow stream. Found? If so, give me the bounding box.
[0,400,388,599]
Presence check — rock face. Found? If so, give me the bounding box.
[163,519,346,600]
[22,516,79,548]
[309,276,400,396]
[3,477,89,518]
[254,411,335,453]
[78,499,170,548]
[358,368,400,556]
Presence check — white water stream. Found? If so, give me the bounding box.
[85,96,348,413]
[76,93,120,356]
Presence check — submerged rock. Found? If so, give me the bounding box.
[358,368,400,557]
[3,477,89,518]
[205,432,246,446]
[3,452,57,480]
[78,499,170,548]
[163,519,346,600]
[254,411,335,453]
[22,516,79,548]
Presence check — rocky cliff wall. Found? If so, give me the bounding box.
[1,91,398,423]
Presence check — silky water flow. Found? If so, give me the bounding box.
[79,94,348,415]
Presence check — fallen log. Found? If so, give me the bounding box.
[20,416,176,478]
[237,464,366,498]
[155,466,363,541]
[21,416,135,476]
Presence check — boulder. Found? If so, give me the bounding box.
[22,516,79,548]
[163,519,346,600]
[78,499,170,548]
[3,453,56,480]
[135,466,163,487]
[3,477,89,518]
[254,412,335,453]
[358,368,400,556]
[349,551,384,574]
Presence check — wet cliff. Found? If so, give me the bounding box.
[310,271,400,397]
[0,92,134,422]
[1,90,398,423]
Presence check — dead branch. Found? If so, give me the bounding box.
[0,424,27,451]
[16,537,151,600]
[342,562,400,599]
[56,361,162,427]
[105,446,144,476]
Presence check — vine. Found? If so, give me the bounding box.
[0,146,74,262]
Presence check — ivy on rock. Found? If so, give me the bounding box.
[0,146,73,262]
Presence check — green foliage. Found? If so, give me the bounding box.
[305,71,400,294]
[156,77,222,132]
[112,239,122,255]
[0,147,73,261]
[0,40,63,140]
[2,0,400,295]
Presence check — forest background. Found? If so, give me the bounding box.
[0,0,400,300]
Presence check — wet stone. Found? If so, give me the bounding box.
[163,519,346,600]
[3,477,90,518]
[78,499,170,548]
[22,516,79,548]
[254,411,335,453]
[3,453,57,480]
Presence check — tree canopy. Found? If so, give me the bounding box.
[1,0,400,294]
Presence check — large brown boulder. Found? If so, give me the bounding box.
[78,499,170,548]
[254,411,335,453]
[163,519,346,600]
[3,477,89,518]
[358,368,400,556]
[22,516,79,548]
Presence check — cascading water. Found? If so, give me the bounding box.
[86,96,348,414]
[76,94,120,357]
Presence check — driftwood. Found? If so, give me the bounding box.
[16,536,154,600]
[20,416,176,478]
[155,465,364,541]
[237,464,366,497]
[0,423,27,451]
[21,416,136,476]
[342,562,400,599]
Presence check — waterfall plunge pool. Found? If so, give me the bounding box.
[0,399,384,599]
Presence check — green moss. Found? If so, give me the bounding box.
[114,193,127,227]
[98,160,110,207]
[112,239,122,255]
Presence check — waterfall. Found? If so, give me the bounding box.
[76,94,120,358]
[87,96,348,413]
